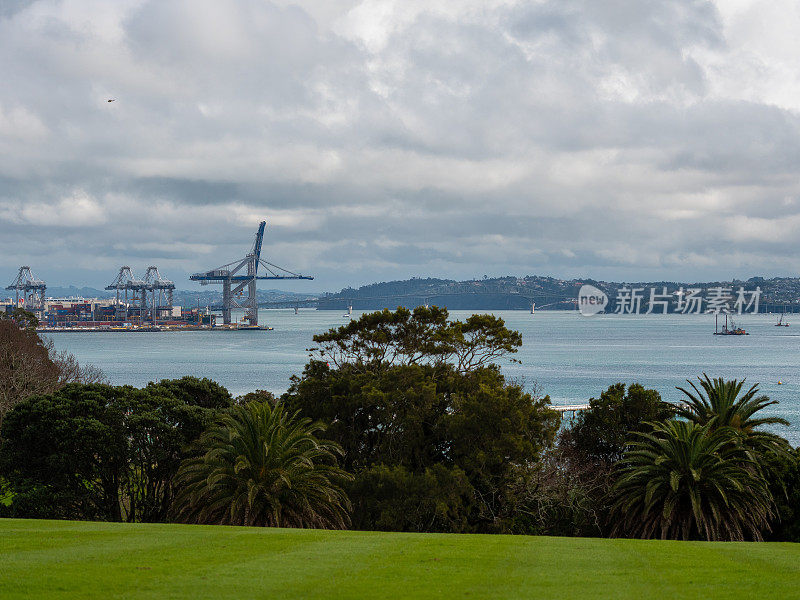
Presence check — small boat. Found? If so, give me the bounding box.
[776,314,790,327]
[343,305,352,318]
[714,313,748,335]
[531,302,535,315]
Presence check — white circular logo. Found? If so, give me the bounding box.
[578,284,608,316]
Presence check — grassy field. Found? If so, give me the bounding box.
[2,519,799,599]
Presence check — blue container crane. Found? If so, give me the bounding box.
[190,221,313,327]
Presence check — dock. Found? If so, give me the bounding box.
[37,325,274,332]
[552,403,590,416]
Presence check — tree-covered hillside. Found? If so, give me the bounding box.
[318,275,800,311]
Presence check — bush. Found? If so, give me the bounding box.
[766,447,800,542]
[349,464,475,532]
[0,380,233,522]
[559,383,673,466]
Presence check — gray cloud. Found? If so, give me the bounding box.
[1,0,799,293]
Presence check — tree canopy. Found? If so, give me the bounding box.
[284,307,557,533]
[0,319,61,426]
[0,380,233,522]
[0,317,105,427]
[311,306,522,372]
[559,383,674,466]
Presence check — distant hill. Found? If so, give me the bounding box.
[317,275,800,311]
[318,276,578,310]
[46,286,114,299]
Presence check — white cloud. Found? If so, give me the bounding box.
[2,0,800,289]
[2,189,107,227]
[0,104,48,141]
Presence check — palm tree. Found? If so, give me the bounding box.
[676,374,789,460]
[173,401,352,528]
[611,420,774,541]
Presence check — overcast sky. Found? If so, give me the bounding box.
[2,0,800,292]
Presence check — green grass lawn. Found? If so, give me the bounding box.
[1,519,799,599]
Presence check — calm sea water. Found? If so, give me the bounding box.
[46,310,800,445]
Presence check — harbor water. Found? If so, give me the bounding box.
[47,309,800,445]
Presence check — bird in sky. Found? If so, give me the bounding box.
[107,98,115,102]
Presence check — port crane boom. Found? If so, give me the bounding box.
[190,221,313,326]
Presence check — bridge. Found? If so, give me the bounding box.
[248,291,577,310]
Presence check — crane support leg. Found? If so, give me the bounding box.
[222,278,232,324]
[246,277,258,326]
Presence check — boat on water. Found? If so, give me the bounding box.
[776,314,790,327]
[714,313,748,335]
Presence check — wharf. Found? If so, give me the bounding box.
[552,403,590,415]
[38,325,274,332]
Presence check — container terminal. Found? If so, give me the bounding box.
[1,221,313,332]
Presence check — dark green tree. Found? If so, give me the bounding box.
[611,420,775,541]
[349,464,474,532]
[446,367,558,527]
[116,387,226,522]
[0,380,233,521]
[0,384,128,520]
[173,401,352,528]
[560,383,674,466]
[235,389,277,405]
[145,376,233,410]
[286,362,448,473]
[284,307,557,533]
[766,447,800,542]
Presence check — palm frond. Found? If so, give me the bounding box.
[611,420,774,541]
[172,401,352,528]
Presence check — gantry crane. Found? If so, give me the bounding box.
[6,266,46,314]
[105,266,147,322]
[190,221,313,326]
[143,266,175,324]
